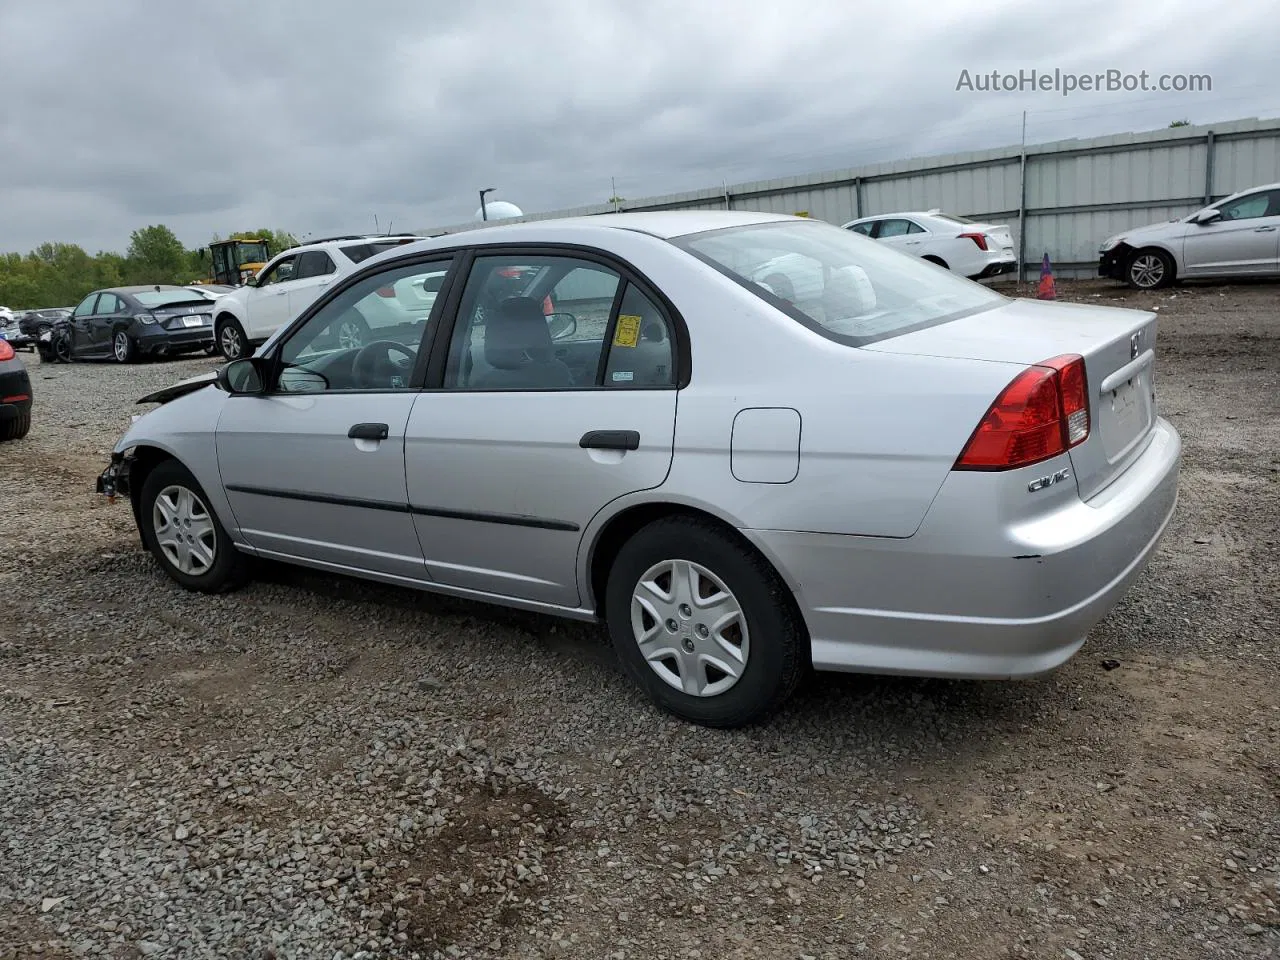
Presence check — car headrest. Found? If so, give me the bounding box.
[484,296,553,370]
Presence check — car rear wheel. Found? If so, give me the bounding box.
[139,459,251,593]
[217,317,248,360]
[1127,248,1174,289]
[605,516,807,727]
[0,410,31,442]
[112,330,136,363]
[922,255,950,269]
[335,313,370,351]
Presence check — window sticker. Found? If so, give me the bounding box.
[612,314,642,348]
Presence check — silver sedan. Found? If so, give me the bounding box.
[97,211,1181,727]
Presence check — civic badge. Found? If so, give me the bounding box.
[1130,331,1140,359]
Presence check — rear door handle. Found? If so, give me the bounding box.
[580,430,640,451]
[348,422,389,441]
[1254,226,1277,232]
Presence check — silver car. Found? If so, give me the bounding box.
[1099,181,1280,288]
[97,211,1181,727]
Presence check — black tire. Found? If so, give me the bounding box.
[139,459,252,594]
[604,516,807,728]
[922,255,950,270]
[1126,247,1175,290]
[204,342,220,356]
[0,410,31,442]
[112,329,136,364]
[53,333,72,363]
[216,316,249,360]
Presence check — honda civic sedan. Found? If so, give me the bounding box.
[95,211,1181,727]
[61,286,216,362]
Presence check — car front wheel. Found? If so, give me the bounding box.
[605,516,807,727]
[1127,248,1174,289]
[139,459,251,593]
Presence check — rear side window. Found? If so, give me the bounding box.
[848,222,874,236]
[602,284,674,388]
[94,293,122,314]
[675,220,1003,346]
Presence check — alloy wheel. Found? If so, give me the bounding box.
[152,484,217,576]
[337,319,364,350]
[113,332,129,362]
[630,558,750,697]
[219,324,243,359]
[1129,254,1165,289]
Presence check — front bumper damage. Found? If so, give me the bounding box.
[96,451,133,503]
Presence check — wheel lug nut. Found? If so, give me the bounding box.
[696,624,709,638]
[665,618,678,633]
[678,603,692,618]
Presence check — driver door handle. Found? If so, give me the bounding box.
[580,430,640,451]
[1254,226,1277,232]
[348,422,389,441]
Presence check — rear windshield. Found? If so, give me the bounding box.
[674,220,1004,346]
[340,239,417,264]
[134,291,213,308]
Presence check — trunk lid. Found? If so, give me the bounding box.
[150,301,213,331]
[981,224,1015,254]
[864,297,1159,500]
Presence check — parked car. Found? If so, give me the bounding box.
[841,209,1017,279]
[55,286,217,363]
[0,336,33,441]
[18,307,72,338]
[96,211,1180,728]
[212,234,424,360]
[1099,182,1280,289]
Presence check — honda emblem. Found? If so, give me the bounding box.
[1130,331,1140,359]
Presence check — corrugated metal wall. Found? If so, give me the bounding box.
[421,117,1280,278]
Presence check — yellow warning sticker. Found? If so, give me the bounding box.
[613,314,641,348]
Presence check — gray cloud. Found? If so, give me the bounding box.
[0,0,1274,253]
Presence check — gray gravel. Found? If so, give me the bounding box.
[2,283,1278,959]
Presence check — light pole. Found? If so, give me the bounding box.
[479,187,497,221]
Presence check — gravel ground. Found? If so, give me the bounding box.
[1,279,1278,959]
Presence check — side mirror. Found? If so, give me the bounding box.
[1195,209,1222,225]
[546,312,577,341]
[215,357,268,395]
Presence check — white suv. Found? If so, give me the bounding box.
[213,235,423,359]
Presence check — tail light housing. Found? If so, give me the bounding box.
[955,354,1090,470]
[958,231,989,251]
[0,340,13,362]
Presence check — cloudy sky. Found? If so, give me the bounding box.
[1,0,1274,254]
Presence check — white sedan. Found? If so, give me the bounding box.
[842,210,1017,280]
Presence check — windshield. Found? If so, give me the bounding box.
[674,220,1004,345]
[134,291,213,308]
[235,242,269,264]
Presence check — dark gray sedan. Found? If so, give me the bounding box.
[59,286,216,363]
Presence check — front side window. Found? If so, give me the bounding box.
[676,220,1004,346]
[274,258,454,393]
[257,256,297,286]
[72,295,97,318]
[1218,191,1275,221]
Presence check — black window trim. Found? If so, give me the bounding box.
[256,240,692,396]
[259,253,461,396]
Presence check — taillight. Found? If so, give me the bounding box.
[955,354,1089,471]
[958,231,989,251]
[0,340,14,362]
[376,286,396,298]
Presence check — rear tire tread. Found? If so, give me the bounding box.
[0,411,31,442]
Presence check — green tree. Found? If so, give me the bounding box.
[125,224,191,285]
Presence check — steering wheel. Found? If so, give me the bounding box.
[352,340,416,388]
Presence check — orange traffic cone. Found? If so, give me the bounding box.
[1037,253,1057,300]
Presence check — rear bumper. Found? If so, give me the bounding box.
[746,418,1182,678]
[973,257,1018,279]
[136,327,213,353]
